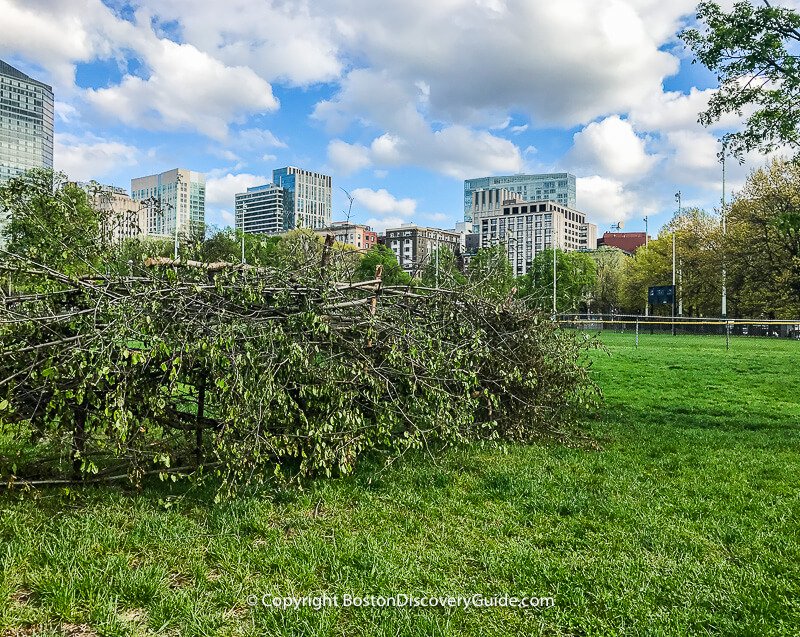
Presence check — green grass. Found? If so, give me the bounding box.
[2,333,800,636]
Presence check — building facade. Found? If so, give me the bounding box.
[131,169,205,239]
[77,182,144,242]
[235,184,287,235]
[597,231,647,254]
[235,166,332,236]
[464,173,576,223]
[315,222,377,251]
[0,60,54,183]
[273,166,332,231]
[478,200,597,277]
[385,224,462,276]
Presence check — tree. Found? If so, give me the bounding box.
[420,246,466,288]
[682,1,800,159]
[466,245,514,302]
[200,227,282,266]
[519,249,596,313]
[725,158,800,317]
[0,169,104,281]
[619,209,723,316]
[588,247,628,314]
[355,244,412,286]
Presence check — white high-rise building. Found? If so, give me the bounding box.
[478,200,597,277]
[131,168,205,238]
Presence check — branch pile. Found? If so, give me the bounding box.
[0,253,598,490]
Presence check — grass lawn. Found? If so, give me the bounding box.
[2,333,800,636]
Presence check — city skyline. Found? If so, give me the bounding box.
[0,1,788,237]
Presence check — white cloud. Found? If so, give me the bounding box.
[328,140,371,175]
[365,216,407,233]
[133,0,342,86]
[205,172,269,208]
[54,133,140,182]
[351,188,417,217]
[232,128,287,150]
[318,70,523,179]
[570,116,658,180]
[576,175,647,225]
[87,39,278,140]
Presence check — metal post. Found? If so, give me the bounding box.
[241,230,245,265]
[726,320,730,351]
[636,316,639,348]
[643,215,648,249]
[672,232,676,336]
[174,172,183,261]
[721,142,727,320]
[552,241,557,316]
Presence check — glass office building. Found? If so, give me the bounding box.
[236,166,332,236]
[0,60,54,183]
[235,184,288,235]
[131,169,206,238]
[464,173,576,224]
[273,166,332,231]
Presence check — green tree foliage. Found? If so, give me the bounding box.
[420,246,466,288]
[0,169,104,281]
[519,249,597,313]
[466,245,514,302]
[355,244,412,286]
[620,209,723,316]
[725,158,800,317]
[588,247,628,313]
[682,1,800,159]
[200,227,282,266]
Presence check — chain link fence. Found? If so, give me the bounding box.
[558,313,800,346]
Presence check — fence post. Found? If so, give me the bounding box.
[726,319,730,351]
[635,316,639,349]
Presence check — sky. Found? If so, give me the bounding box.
[1,0,798,236]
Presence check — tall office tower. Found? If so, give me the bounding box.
[463,173,576,223]
[130,169,205,238]
[272,166,332,230]
[235,184,287,235]
[0,60,54,183]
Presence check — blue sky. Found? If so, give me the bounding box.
[2,0,796,236]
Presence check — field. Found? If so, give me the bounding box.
[2,333,800,636]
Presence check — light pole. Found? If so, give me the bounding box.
[174,172,183,261]
[673,191,681,333]
[552,228,557,316]
[643,215,648,249]
[721,141,727,319]
[240,203,247,265]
